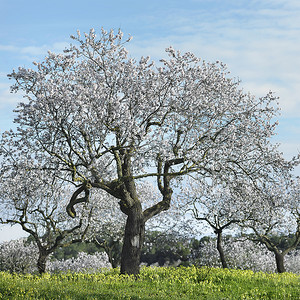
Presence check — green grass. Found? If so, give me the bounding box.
[0,266,299,299]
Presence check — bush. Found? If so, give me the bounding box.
[285,250,300,274]
[0,239,38,274]
[47,251,111,273]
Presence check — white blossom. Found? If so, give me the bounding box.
[0,239,38,274]
[47,251,111,273]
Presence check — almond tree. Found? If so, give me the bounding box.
[0,157,93,274]
[183,179,246,268]
[4,28,290,275]
[240,178,300,273]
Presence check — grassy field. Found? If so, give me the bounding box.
[0,266,299,299]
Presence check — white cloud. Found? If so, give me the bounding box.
[19,42,69,56]
[0,45,18,52]
[20,45,49,56]
[0,42,70,62]
[0,224,28,242]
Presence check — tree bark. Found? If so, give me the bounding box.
[275,252,286,273]
[216,230,228,269]
[120,203,145,275]
[37,250,48,274]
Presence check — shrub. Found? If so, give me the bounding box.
[47,251,111,273]
[0,238,38,273]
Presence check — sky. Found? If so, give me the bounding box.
[0,0,299,241]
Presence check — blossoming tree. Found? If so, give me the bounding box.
[4,28,290,275]
[183,178,247,268]
[240,178,300,273]
[0,156,93,274]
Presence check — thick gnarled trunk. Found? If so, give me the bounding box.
[275,252,286,273]
[37,250,48,274]
[102,152,174,275]
[120,203,145,275]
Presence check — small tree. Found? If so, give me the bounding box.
[0,158,92,274]
[240,178,300,273]
[4,27,290,275]
[93,221,124,268]
[192,236,276,272]
[183,178,246,268]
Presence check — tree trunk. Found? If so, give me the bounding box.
[275,252,286,273]
[120,204,145,275]
[216,230,228,269]
[37,250,48,274]
[95,241,121,269]
[106,244,121,269]
[106,246,115,268]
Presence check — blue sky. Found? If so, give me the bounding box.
[0,0,299,241]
